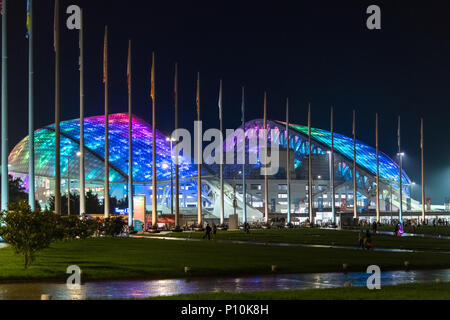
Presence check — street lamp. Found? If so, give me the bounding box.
[410,181,416,201]
[327,150,335,223]
[64,152,81,216]
[397,152,405,222]
[408,181,416,213]
[64,155,71,216]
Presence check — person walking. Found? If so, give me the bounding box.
[372,221,378,233]
[203,223,212,240]
[358,231,364,249]
[212,224,217,239]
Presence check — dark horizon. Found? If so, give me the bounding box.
[2,0,449,204]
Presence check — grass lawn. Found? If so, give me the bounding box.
[1,237,450,282]
[377,225,450,236]
[148,282,450,300]
[153,228,450,251]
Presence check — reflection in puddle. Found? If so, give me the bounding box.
[0,269,449,300]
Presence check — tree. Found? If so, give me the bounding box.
[48,191,104,215]
[101,216,126,237]
[8,175,41,210]
[48,191,125,215]
[8,175,28,203]
[0,201,56,268]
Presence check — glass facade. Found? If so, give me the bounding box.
[8,113,198,183]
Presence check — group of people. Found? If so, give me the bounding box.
[202,222,251,239]
[202,223,218,240]
[358,229,373,250]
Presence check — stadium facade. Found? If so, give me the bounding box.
[8,113,428,224]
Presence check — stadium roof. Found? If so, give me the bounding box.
[278,120,410,184]
[9,113,197,183]
[8,114,410,186]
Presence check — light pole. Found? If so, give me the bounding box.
[397,152,404,222]
[410,181,416,199]
[64,152,81,216]
[409,181,416,212]
[64,156,70,216]
[327,150,335,223]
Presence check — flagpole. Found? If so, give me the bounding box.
[196,73,202,226]
[79,8,85,216]
[218,80,224,225]
[376,113,380,223]
[308,104,313,224]
[421,118,425,222]
[174,63,180,229]
[352,110,357,219]
[330,106,335,223]
[241,87,246,224]
[54,0,61,215]
[103,26,109,218]
[151,52,157,228]
[127,40,133,227]
[27,0,35,211]
[263,92,269,223]
[286,98,291,224]
[1,0,8,212]
[398,116,403,222]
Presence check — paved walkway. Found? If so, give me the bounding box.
[333,227,450,240]
[132,229,450,254]
[131,234,423,253]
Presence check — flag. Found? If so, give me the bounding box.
[26,0,30,39]
[78,9,83,68]
[174,63,178,105]
[397,116,401,149]
[150,52,155,100]
[420,118,424,149]
[127,40,131,94]
[218,80,222,121]
[196,73,200,115]
[352,110,356,136]
[53,0,58,52]
[103,26,108,84]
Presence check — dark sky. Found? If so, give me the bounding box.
[3,0,450,204]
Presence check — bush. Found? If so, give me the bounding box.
[0,201,128,268]
[0,201,56,268]
[101,216,127,237]
[53,215,100,241]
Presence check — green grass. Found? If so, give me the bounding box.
[377,225,450,236]
[1,237,450,282]
[154,228,450,251]
[148,282,450,300]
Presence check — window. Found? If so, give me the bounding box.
[251,184,262,190]
[253,201,263,208]
[278,184,288,191]
[278,193,288,199]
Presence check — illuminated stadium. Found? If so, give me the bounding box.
[8,113,425,224]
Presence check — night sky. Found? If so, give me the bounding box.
[3,0,450,204]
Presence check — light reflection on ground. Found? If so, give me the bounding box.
[0,269,449,300]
